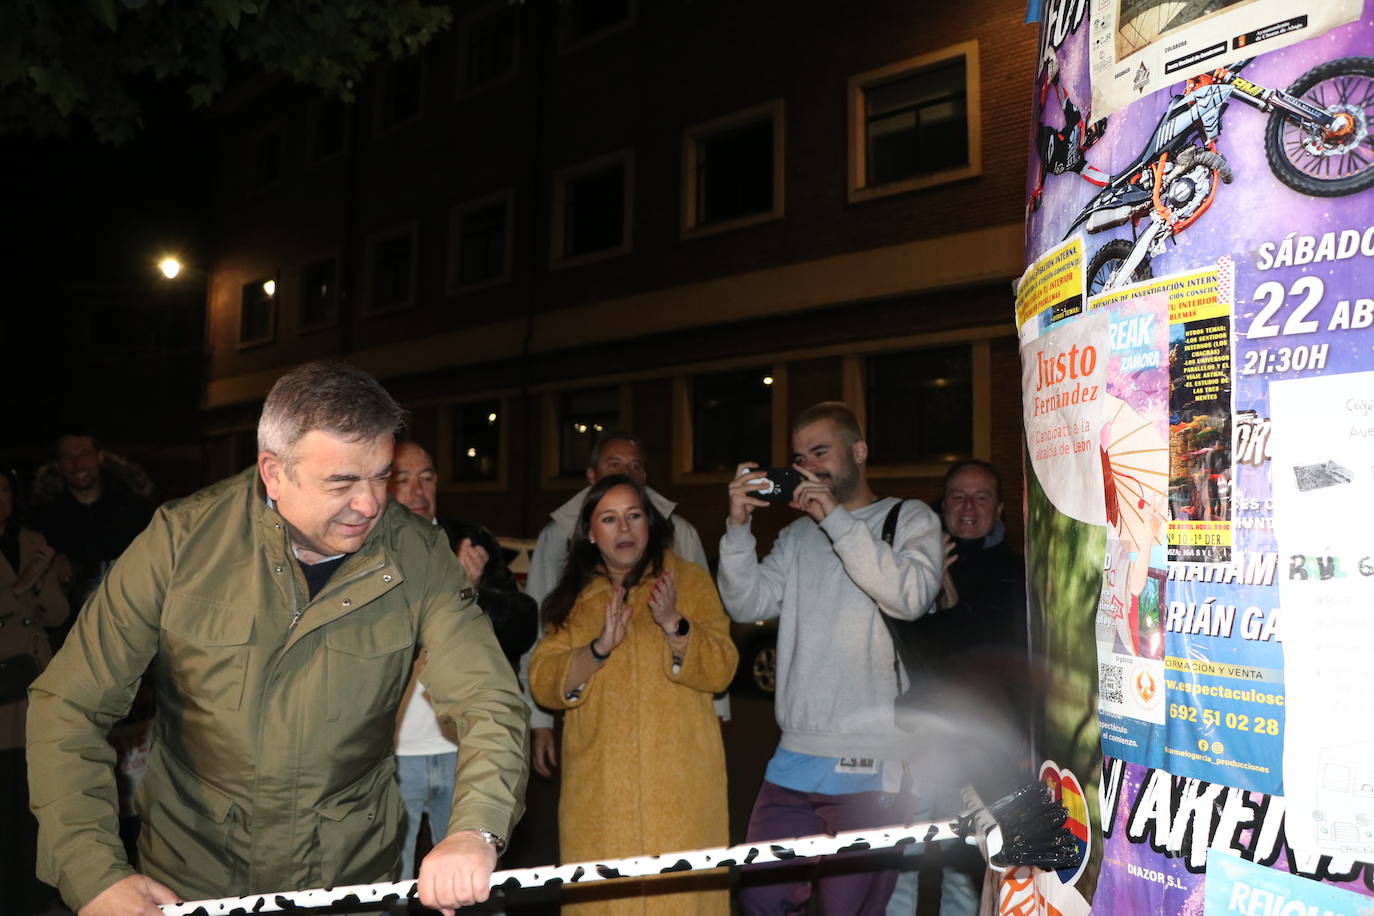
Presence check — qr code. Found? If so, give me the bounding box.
[1100,663,1124,705]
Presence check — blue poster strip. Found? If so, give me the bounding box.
[1204,849,1374,916]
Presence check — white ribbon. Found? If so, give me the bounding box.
[159,817,970,914]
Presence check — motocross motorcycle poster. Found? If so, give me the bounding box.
[1020,0,1374,911]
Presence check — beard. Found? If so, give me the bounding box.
[823,452,862,504]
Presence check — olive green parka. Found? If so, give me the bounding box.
[27,467,529,910]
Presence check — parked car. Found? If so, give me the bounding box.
[731,619,778,695]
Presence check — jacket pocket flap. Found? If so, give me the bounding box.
[324,615,412,658]
[157,750,236,823]
[162,594,255,646]
[316,758,397,821]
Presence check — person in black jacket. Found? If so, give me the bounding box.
[886,459,1029,916]
[935,459,1027,640]
[390,440,535,667]
[28,432,155,647]
[388,439,536,886]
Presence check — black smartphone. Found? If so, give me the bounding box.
[746,467,802,503]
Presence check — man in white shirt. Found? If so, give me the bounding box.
[390,440,535,883]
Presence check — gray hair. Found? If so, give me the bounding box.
[588,429,645,468]
[258,362,405,469]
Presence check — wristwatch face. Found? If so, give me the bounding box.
[675,617,691,637]
[477,827,507,854]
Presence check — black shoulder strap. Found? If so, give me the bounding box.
[881,500,903,546]
[877,499,928,689]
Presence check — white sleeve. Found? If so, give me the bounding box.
[520,522,567,731]
[715,519,787,623]
[670,515,710,569]
[819,501,942,621]
[518,643,555,730]
[524,522,566,609]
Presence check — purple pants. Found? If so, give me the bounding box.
[737,779,917,916]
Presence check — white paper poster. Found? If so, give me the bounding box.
[1086,0,1361,118]
[1270,369,1374,862]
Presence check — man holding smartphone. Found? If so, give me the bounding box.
[717,401,944,916]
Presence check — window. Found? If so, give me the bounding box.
[300,256,338,328]
[365,225,417,313]
[552,151,633,266]
[848,41,981,202]
[558,387,620,477]
[377,54,424,131]
[683,101,784,235]
[559,0,634,48]
[239,277,277,347]
[864,344,973,463]
[307,96,349,163]
[448,192,513,292]
[246,123,284,193]
[232,431,258,472]
[458,4,519,94]
[452,400,502,482]
[691,368,774,472]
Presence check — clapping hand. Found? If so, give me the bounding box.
[593,586,631,658]
[648,569,681,636]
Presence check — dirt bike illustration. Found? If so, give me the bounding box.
[1066,57,1374,296]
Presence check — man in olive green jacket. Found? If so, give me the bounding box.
[27,362,528,916]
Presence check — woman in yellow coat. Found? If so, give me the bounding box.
[530,474,738,916]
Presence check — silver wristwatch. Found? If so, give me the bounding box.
[473,827,507,855]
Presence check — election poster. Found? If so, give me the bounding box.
[1089,264,1236,564]
[1021,1,1374,911]
[1094,292,1169,769]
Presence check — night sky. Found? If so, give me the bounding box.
[4,85,215,458]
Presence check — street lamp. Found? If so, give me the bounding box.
[158,256,183,279]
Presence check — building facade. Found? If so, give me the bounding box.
[202,0,1036,554]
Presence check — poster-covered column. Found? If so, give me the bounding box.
[1019,1,1374,913]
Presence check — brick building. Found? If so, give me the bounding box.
[201,0,1036,554]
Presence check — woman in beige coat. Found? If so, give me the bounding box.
[531,474,738,916]
[1,466,69,913]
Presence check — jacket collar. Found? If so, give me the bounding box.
[243,467,404,644]
[548,484,678,534]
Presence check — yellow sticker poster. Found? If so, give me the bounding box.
[1016,236,1085,334]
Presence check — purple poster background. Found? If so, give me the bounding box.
[1024,2,1374,911]
[1095,759,1374,913]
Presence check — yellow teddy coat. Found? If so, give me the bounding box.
[530,550,737,916]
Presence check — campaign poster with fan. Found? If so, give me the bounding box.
[1086,263,1236,563]
[1094,291,1169,769]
